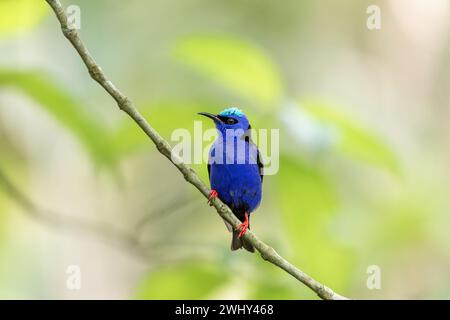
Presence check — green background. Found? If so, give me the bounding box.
[0,0,449,299]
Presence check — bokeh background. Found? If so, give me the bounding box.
[0,0,449,299]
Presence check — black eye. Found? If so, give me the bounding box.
[227,118,237,124]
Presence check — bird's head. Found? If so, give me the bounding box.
[198,107,250,136]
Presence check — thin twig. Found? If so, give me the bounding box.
[0,166,150,259]
[44,0,348,300]
[0,166,217,267]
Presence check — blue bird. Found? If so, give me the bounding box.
[198,108,263,252]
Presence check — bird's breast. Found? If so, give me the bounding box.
[208,138,262,213]
[209,162,262,214]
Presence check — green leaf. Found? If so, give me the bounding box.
[302,99,399,173]
[0,190,10,244]
[276,156,354,293]
[0,0,48,38]
[248,281,298,300]
[174,35,283,109]
[112,101,202,154]
[135,262,227,299]
[0,70,116,165]
[277,156,338,238]
[111,100,217,180]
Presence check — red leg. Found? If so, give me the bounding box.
[236,212,249,238]
[208,189,218,206]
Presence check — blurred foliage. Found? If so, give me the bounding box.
[276,156,354,294]
[134,33,396,299]
[175,35,284,109]
[135,262,228,299]
[112,101,202,155]
[248,281,299,300]
[0,0,48,38]
[0,30,397,298]
[0,0,448,300]
[0,192,8,243]
[301,98,399,173]
[0,70,117,165]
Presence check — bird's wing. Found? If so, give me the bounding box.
[257,148,264,184]
[244,131,264,184]
[207,163,211,180]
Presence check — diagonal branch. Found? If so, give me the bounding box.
[44,0,348,300]
[0,165,219,266]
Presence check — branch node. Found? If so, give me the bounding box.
[88,64,104,82]
[260,246,277,261]
[119,97,133,112]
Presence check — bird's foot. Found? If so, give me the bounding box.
[236,212,249,238]
[208,189,218,206]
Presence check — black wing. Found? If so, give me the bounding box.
[245,131,264,184]
[207,163,211,180]
[257,148,264,183]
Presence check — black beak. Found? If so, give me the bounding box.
[197,112,223,123]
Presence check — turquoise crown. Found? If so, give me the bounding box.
[219,107,245,117]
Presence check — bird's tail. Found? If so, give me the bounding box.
[231,230,255,252]
[225,220,255,253]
